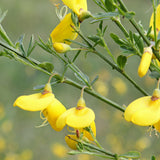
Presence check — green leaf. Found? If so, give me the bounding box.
[0,9,8,23]
[99,21,103,32]
[117,55,127,69]
[133,33,144,53]
[88,35,104,46]
[104,0,116,11]
[146,26,152,38]
[91,75,99,85]
[120,151,141,159]
[0,24,14,46]
[27,34,36,57]
[110,33,124,46]
[91,12,119,23]
[129,31,133,43]
[17,34,26,56]
[71,11,79,27]
[38,62,54,73]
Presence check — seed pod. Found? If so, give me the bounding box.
[138,47,152,77]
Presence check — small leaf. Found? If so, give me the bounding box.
[38,62,54,73]
[104,0,116,11]
[117,55,127,69]
[91,75,99,85]
[0,25,14,46]
[129,31,133,43]
[27,34,36,56]
[133,33,144,53]
[91,12,119,20]
[88,35,104,46]
[110,33,124,46]
[71,11,79,27]
[0,10,8,23]
[17,34,26,56]
[99,21,103,32]
[120,151,141,159]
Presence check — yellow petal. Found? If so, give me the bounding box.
[154,120,160,132]
[44,98,66,131]
[50,13,78,44]
[124,96,160,126]
[56,108,75,130]
[65,135,78,150]
[62,0,87,16]
[138,47,152,78]
[66,107,95,128]
[149,4,160,31]
[13,93,55,111]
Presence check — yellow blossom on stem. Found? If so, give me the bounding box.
[13,83,55,111]
[62,0,87,16]
[56,88,95,130]
[53,42,72,53]
[65,121,96,150]
[149,4,160,37]
[124,87,160,130]
[50,13,78,45]
[43,98,66,131]
[62,0,91,22]
[138,47,153,78]
[13,75,66,131]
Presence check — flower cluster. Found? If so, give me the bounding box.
[14,75,96,149]
[50,0,91,53]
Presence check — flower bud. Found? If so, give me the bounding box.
[78,10,91,22]
[138,47,152,77]
[53,42,72,53]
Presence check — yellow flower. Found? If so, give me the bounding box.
[13,80,66,131]
[53,42,72,53]
[62,0,87,16]
[124,88,160,129]
[56,96,95,130]
[43,98,66,131]
[138,47,153,78]
[65,121,96,150]
[149,4,160,35]
[50,13,78,45]
[13,83,54,111]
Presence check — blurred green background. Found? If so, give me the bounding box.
[0,0,160,160]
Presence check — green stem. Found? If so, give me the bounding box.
[116,0,151,46]
[111,17,129,38]
[82,141,117,158]
[101,37,117,63]
[153,0,157,43]
[95,50,149,96]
